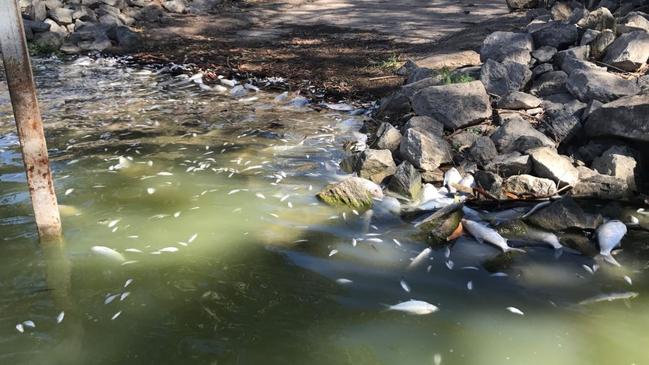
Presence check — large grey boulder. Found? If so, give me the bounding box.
[400,129,452,171]
[576,7,615,31]
[525,197,603,231]
[531,22,579,50]
[497,92,542,110]
[480,31,534,64]
[401,76,444,98]
[23,0,47,21]
[490,116,555,152]
[585,94,649,143]
[530,71,568,96]
[503,174,557,197]
[603,31,649,72]
[411,81,492,130]
[468,136,498,168]
[480,59,532,97]
[316,177,383,210]
[388,161,422,199]
[566,68,640,103]
[374,122,402,151]
[541,94,586,144]
[485,152,533,177]
[401,116,444,140]
[592,146,637,191]
[528,147,579,187]
[33,31,63,51]
[356,149,397,184]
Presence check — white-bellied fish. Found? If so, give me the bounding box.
[579,291,638,305]
[461,219,526,253]
[408,247,432,270]
[386,299,439,315]
[443,168,462,193]
[596,220,627,266]
[91,246,126,262]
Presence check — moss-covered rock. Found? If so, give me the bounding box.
[414,203,463,245]
[316,177,383,210]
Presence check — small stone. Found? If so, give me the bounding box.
[421,169,444,183]
[502,174,557,197]
[468,136,498,167]
[162,0,185,13]
[577,7,615,31]
[580,29,600,46]
[480,31,534,64]
[531,22,579,50]
[401,116,444,140]
[530,71,568,96]
[590,29,616,60]
[416,50,481,70]
[48,7,74,24]
[474,170,505,199]
[603,31,649,72]
[449,130,479,152]
[480,59,532,97]
[374,122,402,151]
[505,0,538,10]
[592,146,637,191]
[528,147,579,187]
[497,92,542,110]
[388,161,422,199]
[356,149,397,184]
[532,46,557,63]
[490,116,554,152]
[540,94,586,144]
[375,92,411,123]
[316,177,384,210]
[400,129,452,172]
[485,152,532,177]
[532,63,554,77]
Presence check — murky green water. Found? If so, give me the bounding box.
[0,56,648,365]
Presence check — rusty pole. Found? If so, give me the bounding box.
[0,0,62,241]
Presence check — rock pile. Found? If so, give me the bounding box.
[323,0,649,209]
[18,0,191,53]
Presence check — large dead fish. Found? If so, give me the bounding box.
[596,220,627,267]
[386,299,439,315]
[91,246,126,262]
[443,168,462,194]
[579,291,638,305]
[462,219,526,253]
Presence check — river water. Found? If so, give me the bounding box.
[0,56,648,365]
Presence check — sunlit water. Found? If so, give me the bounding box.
[0,56,648,365]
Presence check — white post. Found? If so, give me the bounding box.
[0,0,62,241]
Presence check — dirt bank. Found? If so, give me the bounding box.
[126,0,527,101]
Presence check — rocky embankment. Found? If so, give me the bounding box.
[320,0,649,211]
[17,0,192,53]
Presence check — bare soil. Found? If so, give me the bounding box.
[126,0,527,101]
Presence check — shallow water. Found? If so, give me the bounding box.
[0,56,648,365]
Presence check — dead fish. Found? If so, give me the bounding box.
[386,299,439,315]
[105,293,119,304]
[506,306,525,316]
[467,281,473,290]
[400,279,411,293]
[328,249,338,257]
[408,247,431,270]
[335,278,353,285]
[23,320,35,328]
[443,168,462,193]
[16,323,24,333]
[91,246,126,262]
[579,291,639,305]
[596,220,627,267]
[56,311,64,324]
[461,219,526,253]
[111,311,122,320]
[159,247,179,253]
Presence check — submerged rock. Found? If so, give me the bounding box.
[525,197,603,231]
[316,177,383,210]
[388,161,422,199]
[411,81,492,129]
[414,203,464,245]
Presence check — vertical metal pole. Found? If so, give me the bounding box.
[0,0,62,241]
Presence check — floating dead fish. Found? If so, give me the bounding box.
[579,291,639,305]
[462,219,525,253]
[159,247,179,253]
[596,220,627,267]
[16,323,24,333]
[434,353,442,365]
[387,299,438,315]
[125,248,142,253]
[147,188,156,195]
[255,193,266,199]
[111,311,122,320]
[445,260,454,270]
[467,281,473,290]
[400,279,411,293]
[188,234,198,243]
[23,320,35,328]
[328,249,338,257]
[124,279,133,288]
[65,188,74,196]
[120,292,130,301]
[56,311,64,324]
[105,293,119,304]
[335,278,353,285]
[91,246,126,262]
[393,239,402,247]
[157,172,173,176]
[408,247,432,270]
[443,168,462,194]
[624,276,633,285]
[506,306,525,315]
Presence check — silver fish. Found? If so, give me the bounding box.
[91,246,126,262]
[596,220,627,266]
[579,291,638,305]
[408,247,432,270]
[400,279,411,293]
[443,168,462,193]
[387,299,439,315]
[461,219,525,253]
